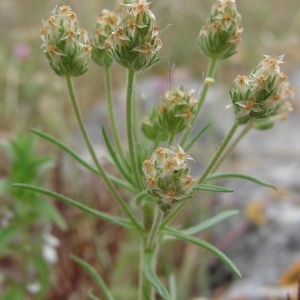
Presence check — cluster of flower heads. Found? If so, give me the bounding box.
[229,55,294,126]
[142,146,195,212]
[104,0,162,72]
[198,0,243,59]
[40,6,91,77]
[141,86,198,139]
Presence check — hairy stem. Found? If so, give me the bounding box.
[104,67,126,164]
[180,57,218,147]
[146,207,163,250]
[212,123,251,173]
[65,75,142,231]
[126,69,143,190]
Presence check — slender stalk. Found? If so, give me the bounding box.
[104,67,126,164]
[161,122,239,227]
[180,57,218,147]
[138,239,145,300]
[197,122,239,184]
[212,124,251,173]
[126,69,143,190]
[146,207,163,250]
[168,132,176,146]
[65,74,142,231]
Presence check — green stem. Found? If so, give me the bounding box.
[65,75,142,232]
[161,122,239,228]
[197,122,239,184]
[168,132,176,146]
[180,57,218,147]
[126,69,143,190]
[146,207,163,250]
[212,124,252,173]
[104,67,126,164]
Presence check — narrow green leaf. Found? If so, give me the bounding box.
[88,289,101,300]
[30,128,135,193]
[181,210,239,235]
[193,184,233,193]
[101,126,135,186]
[206,172,277,190]
[185,124,211,151]
[169,274,177,300]
[163,227,241,278]
[135,190,149,206]
[13,184,135,229]
[143,250,170,300]
[72,255,115,300]
[0,225,16,252]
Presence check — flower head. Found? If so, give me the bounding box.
[142,145,195,212]
[105,0,162,71]
[40,6,90,76]
[230,55,293,125]
[198,0,243,59]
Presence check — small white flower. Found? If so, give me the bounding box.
[27,282,42,294]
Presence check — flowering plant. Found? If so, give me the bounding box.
[13,0,294,299]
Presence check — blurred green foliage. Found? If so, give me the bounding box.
[0,133,66,299]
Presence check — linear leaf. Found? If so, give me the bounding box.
[135,190,149,206]
[206,172,277,190]
[72,256,115,300]
[13,184,135,229]
[193,184,233,193]
[163,227,241,278]
[30,128,135,193]
[185,124,211,151]
[181,210,239,235]
[143,250,170,300]
[101,126,135,186]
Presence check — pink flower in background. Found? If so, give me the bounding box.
[13,44,31,61]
